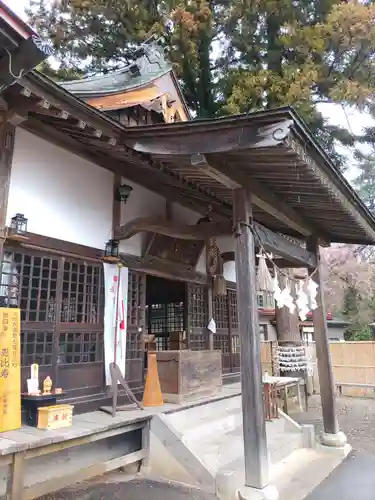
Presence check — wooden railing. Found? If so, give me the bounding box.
[263,382,279,420]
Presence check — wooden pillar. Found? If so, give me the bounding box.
[0,121,15,261]
[307,238,339,435]
[233,188,268,489]
[112,174,122,238]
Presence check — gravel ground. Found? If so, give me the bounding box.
[37,478,217,500]
[292,395,375,453]
[37,395,375,498]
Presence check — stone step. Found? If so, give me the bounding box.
[272,448,348,500]
[181,410,242,444]
[167,396,242,431]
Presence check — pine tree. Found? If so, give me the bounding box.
[354,153,375,214]
[27,0,375,167]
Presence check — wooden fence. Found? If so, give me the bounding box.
[306,341,375,398]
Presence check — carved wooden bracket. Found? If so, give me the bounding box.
[115,216,316,268]
[115,216,232,241]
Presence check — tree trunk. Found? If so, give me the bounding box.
[275,270,301,343]
[275,270,303,379]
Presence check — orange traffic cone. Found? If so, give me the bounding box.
[143,353,164,407]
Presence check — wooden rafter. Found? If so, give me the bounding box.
[206,154,315,237]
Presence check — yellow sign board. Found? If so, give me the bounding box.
[0,308,21,432]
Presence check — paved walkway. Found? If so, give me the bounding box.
[291,396,375,499]
[304,451,375,500]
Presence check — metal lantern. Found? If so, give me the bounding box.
[10,213,28,235]
[104,239,120,262]
[116,184,133,203]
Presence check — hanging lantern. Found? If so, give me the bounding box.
[103,239,120,263]
[116,184,133,203]
[8,213,28,241]
[213,274,227,296]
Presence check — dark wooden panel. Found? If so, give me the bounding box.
[58,362,104,394]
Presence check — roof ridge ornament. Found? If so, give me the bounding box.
[125,35,168,77]
[31,35,54,57]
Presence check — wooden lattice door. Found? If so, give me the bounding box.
[186,283,208,350]
[126,270,146,392]
[228,288,240,373]
[0,247,60,393]
[55,258,105,400]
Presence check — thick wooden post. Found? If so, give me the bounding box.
[307,239,339,436]
[233,188,268,489]
[0,122,15,261]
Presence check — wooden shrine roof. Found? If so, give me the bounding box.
[4,70,375,246]
[0,1,52,92]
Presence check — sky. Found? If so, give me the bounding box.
[4,0,375,183]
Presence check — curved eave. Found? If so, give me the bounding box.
[123,108,375,245]
[0,1,38,41]
[60,68,171,99]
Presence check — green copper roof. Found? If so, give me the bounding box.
[60,42,171,98]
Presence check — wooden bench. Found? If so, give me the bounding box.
[336,382,375,396]
[0,412,151,500]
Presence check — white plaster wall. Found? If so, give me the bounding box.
[119,178,166,256]
[172,202,200,225]
[155,73,189,121]
[7,129,114,249]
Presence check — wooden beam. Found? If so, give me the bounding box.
[115,216,232,241]
[115,216,315,267]
[120,253,208,285]
[5,93,69,121]
[233,188,268,488]
[221,250,300,268]
[252,221,316,268]
[20,74,120,140]
[207,154,314,237]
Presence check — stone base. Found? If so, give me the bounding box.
[321,431,347,448]
[237,485,279,500]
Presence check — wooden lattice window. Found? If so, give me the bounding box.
[21,331,53,366]
[188,285,208,328]
[128,271,145,327]
[0,251,59,322]
[167,302,184,331]
[148,304,165,335]
[58,332,104,364]
[231,335,240,354]
[61,261,104,324]
[228,289,238,330]
[214,334,230,353]
[213,295,229,330]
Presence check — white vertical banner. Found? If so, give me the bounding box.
[103,263,129,386]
